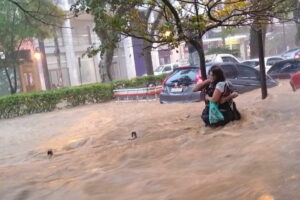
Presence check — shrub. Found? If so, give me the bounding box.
[0,74,167,119]
[112,74,167,89]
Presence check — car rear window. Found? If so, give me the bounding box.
[166,68,198,85]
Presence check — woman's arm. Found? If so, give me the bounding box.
[192,79,210,92]
[220,92,239,104]
[205,88,222,103]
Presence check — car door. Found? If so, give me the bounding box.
[276,61,300,79]
[279,61,300,78]
[268,61,295,79]
[236,64,261,93]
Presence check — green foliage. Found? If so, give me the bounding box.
[0,83,113,119]
[0,74,167,119]
[207,47,240,58]
[113,74,167,88]
[0,0,64,94]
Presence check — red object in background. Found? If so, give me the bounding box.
[194,70,203,84]
[290,71,300,91]
[295,52,300,59]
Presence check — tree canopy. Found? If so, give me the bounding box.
[0,0,65,94]
[73,0,294,80]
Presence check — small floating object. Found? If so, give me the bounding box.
[129,131,137,140]
[47,149,53,158]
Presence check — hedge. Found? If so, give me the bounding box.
[112,74,167,88]
[0,74,168,119]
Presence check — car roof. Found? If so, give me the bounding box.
[274,58,300,64]
[265,56,283,59]
[283,48,300,53]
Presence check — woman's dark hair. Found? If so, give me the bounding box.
[209,65,226,84]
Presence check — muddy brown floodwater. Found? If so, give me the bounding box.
[0,80,300,200]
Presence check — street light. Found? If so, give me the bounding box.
[34,51,42,60]
[0,52,5,60]
[164,31,172,37]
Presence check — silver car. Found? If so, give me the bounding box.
[281,48,300,59]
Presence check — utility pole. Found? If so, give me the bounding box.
[257,28,268,99]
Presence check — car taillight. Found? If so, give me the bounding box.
[295,53,300,59]
[194,71,203,83]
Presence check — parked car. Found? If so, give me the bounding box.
[254,57,284,72]
[268,59,300,79]
[290,71,300,91]
[159,63,277,104]
[154,63,181,76]
[205,54,240,64]
[242,57,283,72]
[281,48,300,59]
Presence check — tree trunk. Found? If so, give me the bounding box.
[4,65,16,94]
[95,27,115,82]
[190,38,207,80]
[13,64,17,93]
[257,29,268,99]
[221,27,226,47]
[294,0,300,45]
[295,24,300,46]
[250,24,267,59]
[99,46,114,82]
[54,35,63,87]
[38,40,51,90]
[142,40,154,75]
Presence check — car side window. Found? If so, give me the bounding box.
[221,64,238,79]
[237,65,259,80]
[173,64,179,69]
[267,58,283,66]
[163,66,172,72]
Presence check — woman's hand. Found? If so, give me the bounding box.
[192,79,210,92]
[231,92,239,99]
[205,94,211,101]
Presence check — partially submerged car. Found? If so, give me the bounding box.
[159,63,277,104]
[268,59,300,79]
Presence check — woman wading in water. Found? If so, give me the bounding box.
[193,65,241,126]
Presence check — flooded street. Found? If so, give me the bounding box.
[1,81,300,200]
